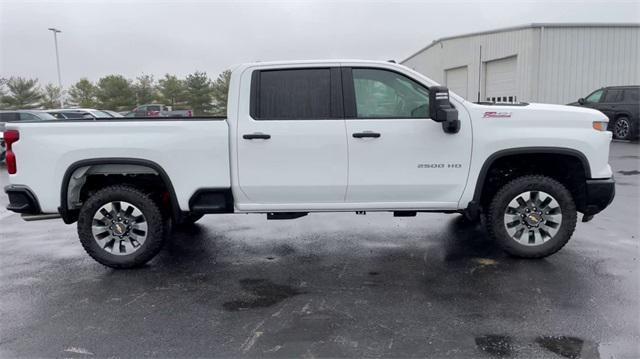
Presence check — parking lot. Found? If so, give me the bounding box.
[0,141,637,358]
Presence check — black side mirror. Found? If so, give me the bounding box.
[429,86,460,134]
[578,98,585,105]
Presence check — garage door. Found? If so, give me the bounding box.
[445,66,468,99]
[484,56,517,103]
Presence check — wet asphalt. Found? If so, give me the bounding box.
[0,142,638,358]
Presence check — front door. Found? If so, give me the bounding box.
[237,67,348,207]
[343,67,472,208]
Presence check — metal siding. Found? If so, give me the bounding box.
[403,28,536,102]
[403,25,640,104]
[538,26,640,104]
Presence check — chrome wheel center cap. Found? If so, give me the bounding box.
[525,213,543,226]
[113,222,127,236]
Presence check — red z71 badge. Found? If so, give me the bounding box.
[483,111,512,118]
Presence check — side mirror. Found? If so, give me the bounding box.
[578,98,585,105]
[429,86,460,134]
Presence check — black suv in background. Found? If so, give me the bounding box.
[570,85,639,140]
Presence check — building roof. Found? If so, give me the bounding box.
[401,22,640,64]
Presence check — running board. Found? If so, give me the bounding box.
[21,213,61,221]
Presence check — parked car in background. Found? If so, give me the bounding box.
[130,104,193,118]
[47,109,114,120]
[1,110,57,161]
[101,110,124,118]
[569,85,639,140]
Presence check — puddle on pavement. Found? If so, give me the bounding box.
[475,335,514,357]
[222,278,302,311]
[535,336,584,359]
[617,170,640,176]
[475,335,597,358]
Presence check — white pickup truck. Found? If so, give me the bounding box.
[3,60,615,268]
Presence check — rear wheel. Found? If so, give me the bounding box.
[77,185,166,268]
[486,175,577,258]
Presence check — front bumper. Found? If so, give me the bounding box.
[4,185,41,214]
[582,178,615,216]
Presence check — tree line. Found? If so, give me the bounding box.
[0,70,231,116]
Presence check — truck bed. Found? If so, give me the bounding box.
[6,118,230,213]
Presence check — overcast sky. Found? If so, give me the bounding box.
[1,0,638,86]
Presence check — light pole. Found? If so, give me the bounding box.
[48,27,64,107]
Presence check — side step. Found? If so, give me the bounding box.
[267,212,308,220]
[21,213,61,221]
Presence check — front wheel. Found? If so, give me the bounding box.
[77,185,166,268]
[486,175,577,258]
[612,116,636,140]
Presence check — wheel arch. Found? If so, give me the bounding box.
[613,111,632,120]
[472,147,591,209]
[59,158,181,224]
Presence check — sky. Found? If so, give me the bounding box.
[0,0,638,87]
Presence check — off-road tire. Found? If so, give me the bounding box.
[77,185,166,268]
[486,175,577,258]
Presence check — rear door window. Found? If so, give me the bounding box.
[147,105,161,112]
[603,89,623,103]
[251,68,333,120]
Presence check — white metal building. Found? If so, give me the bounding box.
[401,23,640,104]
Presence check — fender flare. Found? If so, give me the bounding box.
[472,147,592,203]
[59,158,181,224]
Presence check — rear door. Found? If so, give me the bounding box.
[236,66,348,206]
[343,67,472,207]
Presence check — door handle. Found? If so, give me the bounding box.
[352,131,381,138]
[243,133,271,140]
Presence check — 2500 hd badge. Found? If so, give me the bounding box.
[417,163,463,169]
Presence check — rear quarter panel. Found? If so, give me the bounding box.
[7,120,230,213]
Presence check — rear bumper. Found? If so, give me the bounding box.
[4,185,41,214]
[582,178,615,216]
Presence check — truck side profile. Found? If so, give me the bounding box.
[4,60,615,268]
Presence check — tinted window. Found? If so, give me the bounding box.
[352,68,429,118]
[147,105,161,112]
[0,112,20,122]
[585,89,603,103]
[255,68,331,120]
[624,88,639,102]
[603,89,623,103]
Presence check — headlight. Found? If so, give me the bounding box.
[592,121,608,131]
